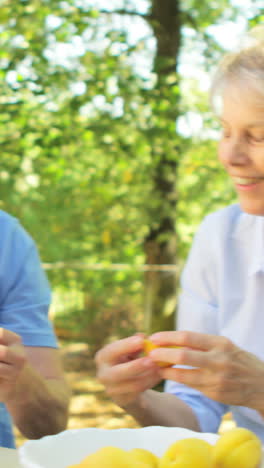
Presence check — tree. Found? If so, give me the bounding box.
[116,0,262,332]
[0,0,263,336]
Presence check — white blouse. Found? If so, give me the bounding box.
[165,203,264,440]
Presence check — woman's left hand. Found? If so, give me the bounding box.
[148,331,264,412]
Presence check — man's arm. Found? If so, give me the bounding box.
[4,341,70,440]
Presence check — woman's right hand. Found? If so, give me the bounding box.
[95,335,161,408]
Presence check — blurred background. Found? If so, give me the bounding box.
[0,0,263,444]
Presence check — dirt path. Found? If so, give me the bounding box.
[15,341,139,447]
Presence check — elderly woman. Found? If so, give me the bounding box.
[95,26,264,440]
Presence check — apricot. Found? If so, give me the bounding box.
[129,447,158,467]
[159,437,213,468]
[143,338,180,367]
[68,445,155,467]
[67,426,263,468]
[212,427,262,468]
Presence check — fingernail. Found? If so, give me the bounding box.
[142,357,155,367]
[149,333,161,342]
[131,335,143,344]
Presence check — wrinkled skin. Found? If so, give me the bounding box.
[96,329,264,416]
[95,335,161,408]
[149,330,264,413]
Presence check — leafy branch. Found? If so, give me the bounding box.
[98,8,153,23]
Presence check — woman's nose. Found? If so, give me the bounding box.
[220,138,249,166]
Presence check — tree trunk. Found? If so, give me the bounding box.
[144,0,182,334]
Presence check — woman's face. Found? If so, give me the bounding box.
[218,83,264,215]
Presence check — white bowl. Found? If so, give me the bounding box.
[18,426,219,468]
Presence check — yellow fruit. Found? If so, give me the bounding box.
[159,437,213,468]
[129,448,159,467]
[143,339,180,367]
[212,427,262,468]
[67,445,150,467]
[67,446,127,467]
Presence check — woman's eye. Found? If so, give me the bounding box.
[221,129,230,138]
[250,134,264,143]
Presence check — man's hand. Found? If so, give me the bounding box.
[95,335,161,408]
[148,330,264,412]
[0,328,27,403]
[0,328,70,439]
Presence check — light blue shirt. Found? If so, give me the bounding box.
[165,203,264,440]
[0,210,57,448]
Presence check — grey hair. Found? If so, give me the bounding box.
[210,25,264,114]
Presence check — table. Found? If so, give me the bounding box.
[0,448,21,467]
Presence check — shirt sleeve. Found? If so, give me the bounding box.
[0,216,58,347]
[164,214,229,433]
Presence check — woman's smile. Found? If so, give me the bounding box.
[231,176,264,191]
[218,84,264,215]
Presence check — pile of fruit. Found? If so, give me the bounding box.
[68,427,262,467]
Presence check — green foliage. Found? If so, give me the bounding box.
[0,0,262,339]
[177,138,236,258]
[52,276,144,351]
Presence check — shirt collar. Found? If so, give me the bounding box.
[231,210,264,276]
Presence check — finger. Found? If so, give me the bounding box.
[0,362,15,379]
[0,344,18,365]
[135,332,146,338]
[160,366,205,388]
[0,328,22,346]
[98,356,159,385]
[150,330,223,352]
[149,347,213,369]
[0,344,25,367]
[106,372,161,398]
[95,335,144,366]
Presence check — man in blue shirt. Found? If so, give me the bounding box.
[0,210,70,447]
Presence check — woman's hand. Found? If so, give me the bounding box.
[148,330,264,411]
[95,335,162,408]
